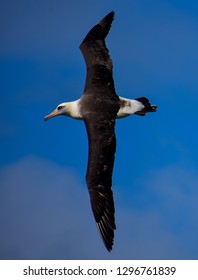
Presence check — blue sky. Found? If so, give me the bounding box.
[1,0,198,259]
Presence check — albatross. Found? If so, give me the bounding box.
[44,11,157,251]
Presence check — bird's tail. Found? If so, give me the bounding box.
[135,97,157,116]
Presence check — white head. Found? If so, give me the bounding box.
[44,100,82,121]
[44,103,70,121]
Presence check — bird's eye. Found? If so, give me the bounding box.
[57,105,63,110]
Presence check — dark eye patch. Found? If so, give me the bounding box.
[57,105,64,110]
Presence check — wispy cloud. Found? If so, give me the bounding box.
[0,156,95,259]
[0,156,197,259]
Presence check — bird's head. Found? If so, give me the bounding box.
[44,100,82,121]
[44,103,70,121]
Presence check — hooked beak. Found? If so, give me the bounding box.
[44,108,59,121]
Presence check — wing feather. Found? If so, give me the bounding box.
[84,113,117,251]
[80,11,114,69]
[80,11,115,93]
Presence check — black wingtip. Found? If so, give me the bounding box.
[100,11,115,23]
[82,11,115,43]
[96,221,115,252]
[98,11,115,39]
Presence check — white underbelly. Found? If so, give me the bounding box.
[116,96,144,118]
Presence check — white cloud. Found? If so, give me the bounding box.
[0,156,101,259]
[1,156,197,259]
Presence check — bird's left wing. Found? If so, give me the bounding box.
[80,11,115,94]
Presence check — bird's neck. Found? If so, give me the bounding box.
[64,99,82,120]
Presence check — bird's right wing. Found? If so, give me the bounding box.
[84,112,117,251]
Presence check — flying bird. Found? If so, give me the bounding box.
[44,11,157,251]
